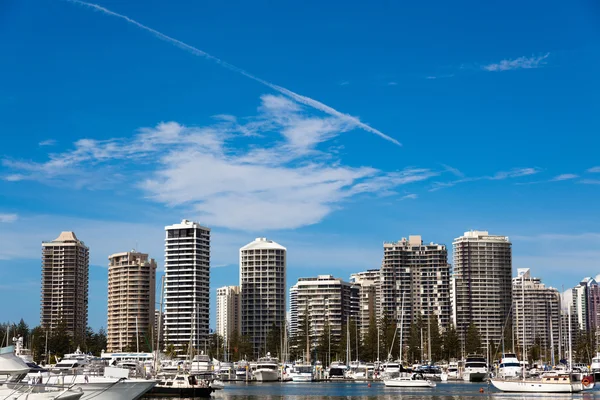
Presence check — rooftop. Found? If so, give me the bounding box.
[240,237,286,251]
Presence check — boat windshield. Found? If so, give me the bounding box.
[297,366,312,373]
[500,363,520,368]
[466,362,486,368]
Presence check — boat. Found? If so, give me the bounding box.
[327,361,346,380]
[490,372,583,393]
[190,353,212,373]
[498,353,521,378]
[446,361,461,380]
[289,363,313,382]
[218,362,235,381]
[415,365,445,381]
[147,372,213,397]
[0,346,85,400]
[381,360,401,379]
[462,355,487,382]
[383,372,436,388]
[253,353,279,382]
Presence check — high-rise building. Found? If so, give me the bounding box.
[289,286,298,338]
[164,220,211,354]
[107,251,157,352]
[154,309,164,351]
[290,275,359,361]
[452,230,512,352]
[41,232,89,342]
[216,286,241,344]
[240,237,286,358]
[349,270,381,340]
[512,268,560,351]
[380,236,451,345]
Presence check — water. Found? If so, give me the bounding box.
[163,381,600,400]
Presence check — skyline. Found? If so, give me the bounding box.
[1,0,599,329]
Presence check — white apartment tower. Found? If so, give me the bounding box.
[107,251,157,352]
[452,230,512,352]
[216,286,241,344]
[512,268,560,351]
[349,270,381,340]
[164,220,211,354]
[380,235,451,344]
[41,231,89,343]
[240,238,286,359]
[290,275,359,358]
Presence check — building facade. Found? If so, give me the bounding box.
[512,268,560,353]
[349,270,381,340]
[107,251,157,352]
[216,286,241,344]
[452,230,512,353]
[380,235,451,345]
[41,231,89,342]
[290,275,359,361]
[163,220,211,354]
[240,238,286,358]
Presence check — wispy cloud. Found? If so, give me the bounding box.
[66,0,400,146]
[425,74,455,80]
[587,166,600,173]
[0,214,18,223]
[441,164,464,178]
[387,82,398,86]
[551,173,578,181]
[482,53,550,72]
[579,179,600,185]
[400,193,418,200]
[339,81,350,86]
[38,139,56,147]
[429,167,541,191]
[3,95,430,231]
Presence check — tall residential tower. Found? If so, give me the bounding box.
[41,232,89,342]
[452,230,512,352]
[107,251,157,352]
[164,220,211,354]
[240,238,286,358]
[216,286,241,345]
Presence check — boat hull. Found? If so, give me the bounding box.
[41,378,156,400]
[290,374,313,382]
[491,379,582,393]
[146,386,213,398]
[254,369,279,382]
[383,379,436,388]
[463,372,487,382]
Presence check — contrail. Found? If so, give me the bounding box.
[66,0,400,146]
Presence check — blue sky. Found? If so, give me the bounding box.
[1,0,599,330]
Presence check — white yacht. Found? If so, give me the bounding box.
[382,360,401,378]
[491,371,583,393]
[218,362,235,381]
[462,355,487,382]
[0,346,84,400]
[327,361,346,380]
[253,353,279,382]
[498,353,521,378]
[190,353,212,373]
[383,372,436,388]
[446,361,460,380]
[289,363,313,382]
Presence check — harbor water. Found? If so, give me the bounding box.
[150,381,600,400]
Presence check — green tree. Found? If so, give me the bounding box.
[428,315,442,362]
[237,335,253,360]
[361,309,379,362]
[49,319,72,359]
[265,324,281,358]
[407,321,421,363]
[30,326,48,363]
[442,323,461,360]
[380,313,399,361]
[465,322,482,355]
[292,310,310,360]
[316,320,334,364]
[15,319,29,340]
[207,332,225,359]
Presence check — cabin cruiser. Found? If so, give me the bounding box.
[148,372,213,397]
[190,353,212,373]
[327,361,346,380]
[383,372,436,388]
[218,362,235,381]
[415,365,445,381]
[463,355,487,382]
[498,353,521,378]
[382,360,401,378]
[0,346,84,400]
[253,353,279,382]
[491,371,583,393]
[446,361,460,380]
[289,363,313,382]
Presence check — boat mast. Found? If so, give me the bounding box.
[549,301,555,367]
[136,316,140,353]
[346,316,350,366]
[154,275,164,373]
[398,291,405,363]
[568,305,573,371]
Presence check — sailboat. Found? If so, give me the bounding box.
[490,274,583,393]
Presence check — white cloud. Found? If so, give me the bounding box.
[400,194,418,200]
[429,167,541,191]
[587,166,600,173]
[38,139,56,147]
[3,96,433,231]
[580,179,600,185]
[0,214,18,223]
[339,81,350,86]
[490,167,541,180]
[387,82,398,86]
[551,173,578,181]
[482,53,550,72]
[67,0,400,146]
